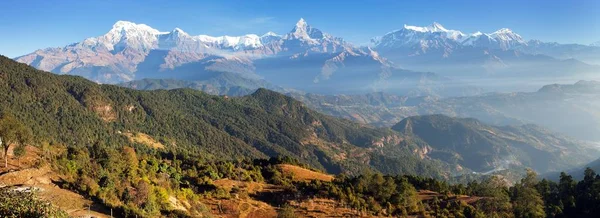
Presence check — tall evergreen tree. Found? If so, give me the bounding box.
[473,176,514,218]
[512,169,546,218]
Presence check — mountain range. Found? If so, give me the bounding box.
[18,19,482,97]
[24,18,594,143]
[2,55,596,178]
[291,80,600,141]
[21,19,600,96]
[372,22,600,80]
[12,18,600,154]
[5,12,600,217]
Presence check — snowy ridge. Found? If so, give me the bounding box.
[79,20,283,51]
[15,18,382,84]
[403,22,466,41]
[261,31,280,37]
[80,20,166,52]
[64,19,352,53]
[373,22,528,50]
[283,18,326,44]
[195,34,263,49]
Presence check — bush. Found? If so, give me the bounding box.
[277,204,295,218]
[0,187,69,217]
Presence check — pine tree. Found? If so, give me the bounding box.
[512,169,546,218]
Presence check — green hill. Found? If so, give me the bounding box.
[3,54,593,180]
[0,55,448,178]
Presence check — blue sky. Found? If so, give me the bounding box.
[1,0,598,57]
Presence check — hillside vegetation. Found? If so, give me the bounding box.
[0,55,448,178]
[0,55,593,178]
[2,55,600,217]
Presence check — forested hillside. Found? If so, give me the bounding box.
[0,55,448,178]
[1,55,594,178]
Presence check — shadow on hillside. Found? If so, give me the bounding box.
[250,187,309,207]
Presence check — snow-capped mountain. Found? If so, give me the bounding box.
[372,22,527,51]
[487,28,527,49]
[461,28,528,50]
[16,19,474,96]
[591,41,600,47]
[16,20,283,82]
[86,20,269,52]
[80,21,163,53]
[372,22,467,49]
[15,19,353,83]
[286,18,323,42]
[371,22,598,77]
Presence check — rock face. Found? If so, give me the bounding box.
[16,19,478,97]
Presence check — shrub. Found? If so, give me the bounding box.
[0,187,69,217]
[277,204,295,218]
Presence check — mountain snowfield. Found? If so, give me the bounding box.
[80,20,274,52]
[15,19,600,95]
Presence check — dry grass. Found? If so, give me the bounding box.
[36,183,110,218]
[289,198,381,217]
[213,179,281,194]
[0,166,55,186]
[277,164,334,182]
[202,196,278,218]
[0,145,44,172]
[122,132,165,149]
[92,104,116,122]
[417,190,484,204]
[204,179,281,217]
